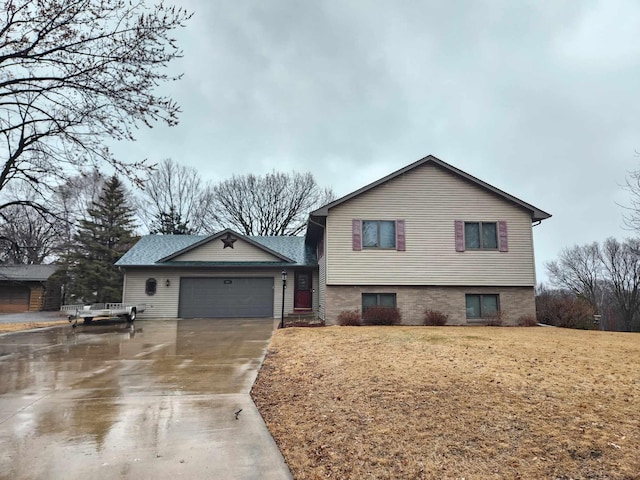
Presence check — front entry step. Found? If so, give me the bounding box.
[283,311,324,327]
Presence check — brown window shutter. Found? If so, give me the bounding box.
[455,220,464,252]
[396,220,406,251]
[352,219,362,251]
[498,221,508,252]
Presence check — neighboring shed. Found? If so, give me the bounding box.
[0,265,59,313]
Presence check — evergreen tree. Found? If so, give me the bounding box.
[150,206,194,235]
[67,176,137,303]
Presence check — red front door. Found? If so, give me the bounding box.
[294,272,312,309]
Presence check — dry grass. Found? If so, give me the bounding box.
[0,320,68,334]
[252,326,640,480]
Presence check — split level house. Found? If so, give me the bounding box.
[116,155,551,325]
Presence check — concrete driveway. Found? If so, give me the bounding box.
[0,318,292,480]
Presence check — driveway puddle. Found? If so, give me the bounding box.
[0,319,286,479]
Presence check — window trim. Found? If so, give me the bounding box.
[464,221,498,250]
[465,293,500,319]
[362,220,396,249]
[145,278,157,296]
[362,293,397,311]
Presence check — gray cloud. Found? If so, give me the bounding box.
[111,0,640,281]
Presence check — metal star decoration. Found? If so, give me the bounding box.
[221,233,237,249]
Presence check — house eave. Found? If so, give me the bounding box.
[120,262,316,269]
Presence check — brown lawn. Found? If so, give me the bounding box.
[0,320,68,334]
[252,326,640,480]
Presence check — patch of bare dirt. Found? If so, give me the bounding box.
[252,326,640,480]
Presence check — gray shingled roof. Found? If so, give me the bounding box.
[0,265,59,282]
[116,234,316,267]
[116,235,205,266]
[251,236,316,265]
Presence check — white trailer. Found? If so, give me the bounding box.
[61,303,145,326]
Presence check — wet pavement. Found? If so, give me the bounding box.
[0,318,292,480]
[0,311,67,324]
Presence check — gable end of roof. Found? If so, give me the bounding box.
[310,154,551,222]
[158,228,295,263]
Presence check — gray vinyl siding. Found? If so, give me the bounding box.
[326,163,537,286]
[122,268,294,318]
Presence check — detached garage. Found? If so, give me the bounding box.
[0,285,30,313]
[179,277,274,318]
[116,230,319,319]
[0,265,59,313]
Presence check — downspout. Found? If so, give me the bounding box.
[531,219,542,310]
[121,268,127,303]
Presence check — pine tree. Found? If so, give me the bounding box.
[67,175,137,303]
[150,206,194,235]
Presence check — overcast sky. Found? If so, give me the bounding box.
[111,0,640,283]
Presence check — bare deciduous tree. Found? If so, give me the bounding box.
[0,171,106,264]
[136,159,215,234]
[0,0,191,215]
[0,186,63,263]
[0,207,60,263]
[211,171,334,236]
[55,170,106,245]
[546,242,602,310]
[621,168,640,231]
[599,237,640,331]
[546,239,640,331]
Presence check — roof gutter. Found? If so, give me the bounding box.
[307,216,326,229]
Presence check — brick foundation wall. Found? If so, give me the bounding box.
[325,285,535,326]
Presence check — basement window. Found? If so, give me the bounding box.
[362,293,397,312]
[465,294,499,318]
